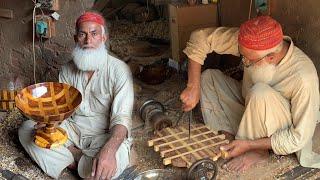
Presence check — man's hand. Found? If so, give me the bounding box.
[91,125,127,180]
[220,140,252,159]
[92,146,117,180]
[180,84,200,112]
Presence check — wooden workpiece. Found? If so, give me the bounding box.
[148,124,229,168]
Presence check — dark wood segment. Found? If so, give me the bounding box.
[15,82,82,123]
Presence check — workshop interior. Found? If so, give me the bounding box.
[0,0,320,179]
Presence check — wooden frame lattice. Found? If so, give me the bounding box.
[148,124,229,168]
[0,90,18,111]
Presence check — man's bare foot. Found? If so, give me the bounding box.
[218,130,235,141]
[222,150,269,172]
[129,148,138,166]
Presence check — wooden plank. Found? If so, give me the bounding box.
[166,127,202,161]
[277,165,318,179]
[156,129,191,167]
[163,139,229,165]
[297,168,320,179]
[154,130,213,152]
[0,8,13,19]
[148,124,228,167]
[148,125,206,146]
[182,127,218,158]
[160,134,224,157]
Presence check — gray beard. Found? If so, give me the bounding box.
[246,62,276,85]
[72,43,108,71]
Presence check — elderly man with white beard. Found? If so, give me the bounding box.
[180,16,320,172]
[18,12,133,179]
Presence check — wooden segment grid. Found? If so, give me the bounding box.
[15,82,82,123]
[0,90,18,111]
[148,124,229,168]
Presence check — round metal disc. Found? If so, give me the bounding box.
[187,158,218,180]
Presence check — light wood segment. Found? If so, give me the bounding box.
[163,139,229,165]
[166,127,202,161]
[156,129,192,167]
[154,130,213,151]
[160,134,225,157]
[49,82,60,115]
[148,125,206,146]
[181,127,218,159]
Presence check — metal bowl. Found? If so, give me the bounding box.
[133,169,177,180]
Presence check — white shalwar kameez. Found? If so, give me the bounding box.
[183,27,320,168]
[19,53,134,179]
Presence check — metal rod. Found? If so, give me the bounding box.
[189,110,192,139]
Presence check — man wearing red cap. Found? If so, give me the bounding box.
[181,16,320,172]
[18,12,134,179]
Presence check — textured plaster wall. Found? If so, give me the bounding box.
[0,0,93,86]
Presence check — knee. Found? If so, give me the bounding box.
[201,69,222,87]
[18,120,35,135]
[18,120,35,145]
[247,83,274,101]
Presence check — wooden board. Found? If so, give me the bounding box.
[277,165,320,179]
[148,124,229,168]
[0,8,13,19]
[0,101,15,111]
[0,90,18,111]
[0,90,18,101]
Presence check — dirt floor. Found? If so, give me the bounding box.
[1,73,320,180]
[1,19,320,179]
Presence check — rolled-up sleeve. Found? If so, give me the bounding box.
[183,27,240,65]
[109,62,134,137]
[271,74,319,155]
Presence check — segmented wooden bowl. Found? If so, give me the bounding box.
[15,82,82,123]
[15,82,82,148]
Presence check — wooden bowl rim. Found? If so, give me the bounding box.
[15,82,82,119]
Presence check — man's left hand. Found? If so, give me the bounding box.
[92,147,117,180]
[220,139,252,159]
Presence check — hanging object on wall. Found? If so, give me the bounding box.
[35,15,55,39]
[255,0,271,16]
[36,0,59,11]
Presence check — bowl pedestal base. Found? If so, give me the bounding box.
[34,124,68,148]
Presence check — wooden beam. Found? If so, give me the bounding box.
[0,8,13,19]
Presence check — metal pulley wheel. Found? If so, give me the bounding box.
[139,99,172,131]
[187,158,218,180]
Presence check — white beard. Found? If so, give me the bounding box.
[72,43,108,71]
[246,62,276,85]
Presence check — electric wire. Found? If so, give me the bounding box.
[32,3,37,83]
[31,0,46,84]
[248,0,253,19]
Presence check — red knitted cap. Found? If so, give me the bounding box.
[238,16,283,50]
[76,12,105,29]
